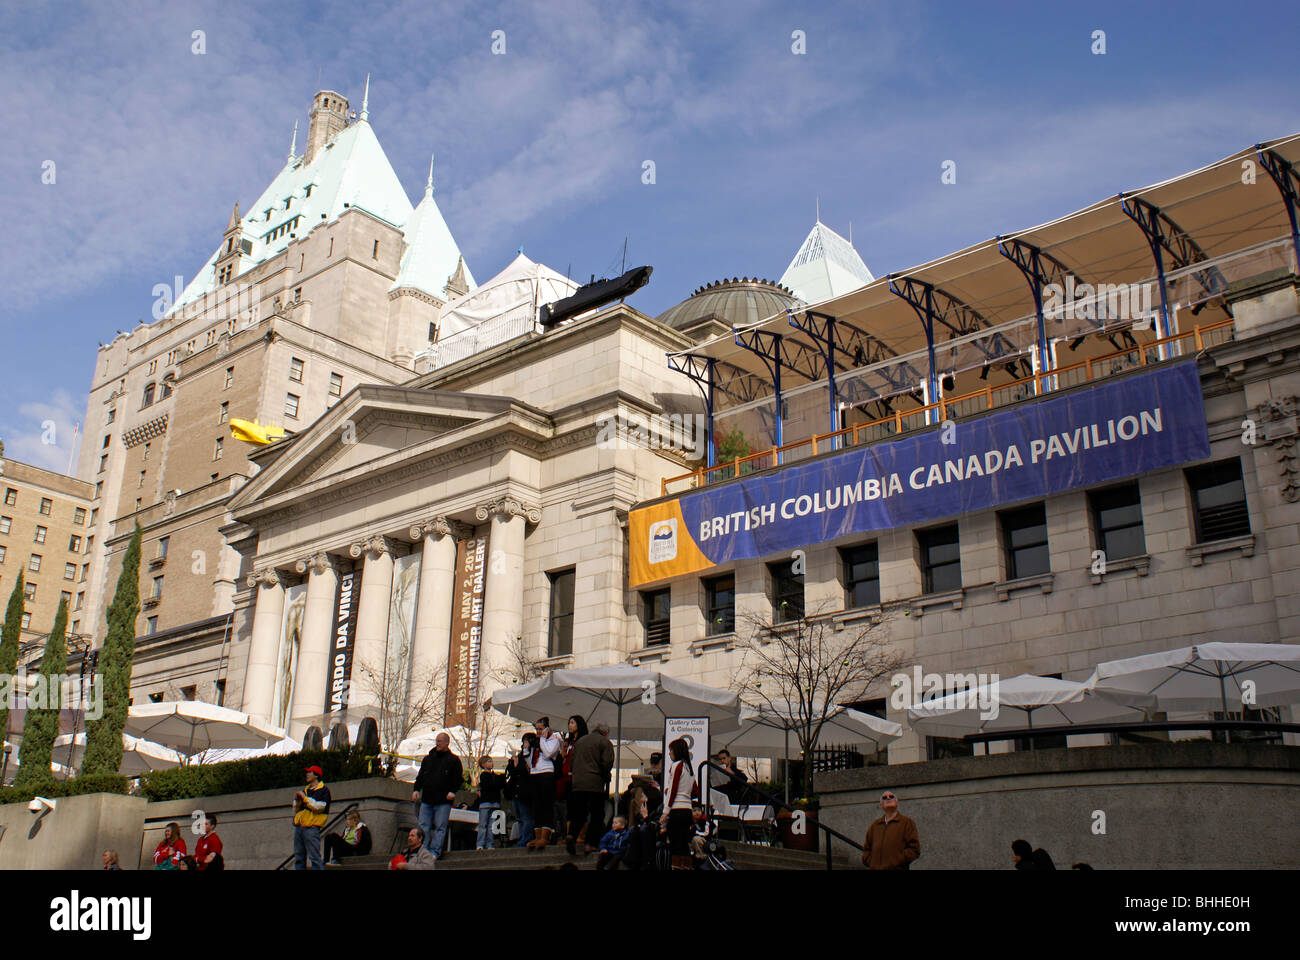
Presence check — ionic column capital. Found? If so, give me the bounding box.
[295,551,337,576]
[409,516,472,542]
[475,497,541,524]
[348,534,392,561]
[246,567,282,589]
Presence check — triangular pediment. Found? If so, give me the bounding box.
[229,384,520,508]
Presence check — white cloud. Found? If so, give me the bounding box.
[0,388,85,473]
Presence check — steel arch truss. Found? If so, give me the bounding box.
[1258,146,1300,269]
[1120,193,1231,322]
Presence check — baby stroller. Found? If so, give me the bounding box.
[624,816,671,871]
[698,837,734,871]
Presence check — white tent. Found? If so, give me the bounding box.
[1087,642,1300,713]
[53,732,184,777]
[202,736,303,765]
[438,252,577,337]
[124,701,285,757]
[906,674,1148,738]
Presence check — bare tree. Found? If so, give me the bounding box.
[734,600,907,801]
[352,654,447,754]
[488,633,546,688]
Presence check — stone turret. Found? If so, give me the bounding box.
[303,90,350,165]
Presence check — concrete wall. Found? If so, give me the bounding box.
[140,776,411,871]
[0,793,146,870]
[817,742,1300,869]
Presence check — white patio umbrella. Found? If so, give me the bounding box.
[202,736,303,765]
[906,674,1149,739]
[54,732,183,776]
[1087,642,1300,713]
[124,701,285,758]
[719,703,903,802]
[485,664,741,790]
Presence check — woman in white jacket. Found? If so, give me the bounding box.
[526,716,564,848]
[660,737,697,870]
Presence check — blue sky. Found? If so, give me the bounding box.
[1,0,1295,471]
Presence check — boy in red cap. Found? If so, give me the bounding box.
[293,765,331,870]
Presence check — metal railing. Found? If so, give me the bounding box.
[274,801,359,870]
[662,317,1236,497]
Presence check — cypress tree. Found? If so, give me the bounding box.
[82,523,142,777]
[0,575,24,748]
[13,599,68,793]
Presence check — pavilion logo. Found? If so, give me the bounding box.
[49,891,151,941]
[648,519,678,564]
[890,667,1000,721]
[0,671,102,720]
[595,412,706,455]
[1041,276,1156,323]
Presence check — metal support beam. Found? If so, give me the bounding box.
[665,353,716,466]
[1116,193,1230,320]
[886,276,940,422]
[733,329,787,456]
[998,238,1081,392]
[1258,146,1300,271]
[787,309,841,440]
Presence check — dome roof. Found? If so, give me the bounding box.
[657,277,802,331]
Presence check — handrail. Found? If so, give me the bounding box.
[698,760,862,870]
[274,801,360,870]
[661,318,1236,496]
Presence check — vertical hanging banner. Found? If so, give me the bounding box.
[445,533,488,728]
[326,562,360,717]
[386,552,422,716]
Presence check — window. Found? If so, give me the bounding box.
[39,497,52,516]
[91,508,98,524]
[0,545,5,564]
[1090,484,1145,561]
[138,470,146,489]
[3,489,15,506]
[149,692,164,704]
[704,574,735,636]
[60,590,71,607]
[216,678,226,706]
[23,582,36,601]
[29,554,41,573]
[372,239,379,259]
[71,620,80,634]
[63,562,76,581]
[81,563,89,582]
[73,507,86,525]
[918,524,962,594]
[99,455,107,474]
[429,322,437,342]
[146,616,159,635]
[547,569,575,656]
[0,516,10,534]
[157,536,169,559]
[20,612,31,629]
[1188,459,1251,542]
[1001,503,1050,579]
[86,536,93,553]
[329,372,343,397]
[284,393,300,418]
[768,559,804,623]
[181,685,197,701]
[841,542,880,609]
[223,366,235,389]
[160,375,175,399]
[107,408,116,424]
[218,401,229,424]
[75,592,84,611]
[68,535,81,552]
[289,357,304,382]
[143,442,151,460]
[642,589,671,646]
[34,526,46,544]
[152,576,164,598]
[95,482,103,498]
[213,437,224,460]
[142,382,156,407]
[102,434,110,449]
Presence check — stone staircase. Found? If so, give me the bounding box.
[330,842,852,871]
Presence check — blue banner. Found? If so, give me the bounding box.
[669,362,1209,567]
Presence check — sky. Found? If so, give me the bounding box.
[0,0,1296,472]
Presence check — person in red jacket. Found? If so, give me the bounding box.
[190,814,224,871]
[153,822,186,871]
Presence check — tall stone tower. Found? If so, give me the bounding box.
[303,90,350,164]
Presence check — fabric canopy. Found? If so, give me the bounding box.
[1087,642,1300,713]
[124,701,285,757]
[906,674,1148,737]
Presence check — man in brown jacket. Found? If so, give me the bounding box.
[861,790,920,870]
[567,720,616,855]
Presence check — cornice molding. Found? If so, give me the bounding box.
[410,516,472,541]
[475,496,541,524]
[349,534,392,560]
[245,567,281,588]
[294,551,337,576]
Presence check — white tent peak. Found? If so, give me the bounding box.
[780,219,874,303]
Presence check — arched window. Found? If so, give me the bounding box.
[160,374,175,399]
[142,382,156,407]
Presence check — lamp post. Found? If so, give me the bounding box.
[66,641,98,775]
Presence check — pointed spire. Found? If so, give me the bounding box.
[226,202,241,233]
[287,120,298,162]
[815,196,820,224]
[425,153,434,198]
[360,73,370,122]
[849,220,853,244]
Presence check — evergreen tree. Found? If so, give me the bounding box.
[0,575,24,747]
[81,523,142,777]
[13,599,68,793]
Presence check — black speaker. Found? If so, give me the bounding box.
[302,725,324,752]
[355,717,380,755]
[328,722,351,752]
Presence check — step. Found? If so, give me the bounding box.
[327,842,846,870]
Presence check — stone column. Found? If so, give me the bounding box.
[288,552,338,738]
[409,517,464,674]
[348,535,394,710]
[242,567,285,723]
[475,497,539,696]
